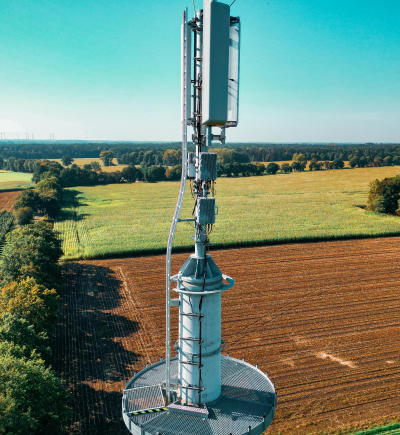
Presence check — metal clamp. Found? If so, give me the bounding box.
[175,340,225,360]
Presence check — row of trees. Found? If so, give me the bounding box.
[100,146,400,167]
[218,160,348,177]
[3,152,399,194]
[4,142,400,163]
[0,156,42,173]
[32,161,175,186]
[0,221,70,434]
[291,154,346,171]
[30,158,353,188]
[0,142,181,160]
[232,145,400,164]
[2,147,400,181]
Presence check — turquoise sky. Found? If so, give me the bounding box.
[0,0,399,142]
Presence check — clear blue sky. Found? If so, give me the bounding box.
[0,0,399,142]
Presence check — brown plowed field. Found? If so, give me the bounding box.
[51,237,400,435]
[0,190,22,211]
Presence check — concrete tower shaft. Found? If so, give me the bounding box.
[172,252,233,405]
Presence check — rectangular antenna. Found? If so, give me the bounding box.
[181,17,192,125]
[202,1,230,126]
[226,17,240,127]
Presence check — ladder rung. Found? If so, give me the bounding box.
[179,313,203,318]
[180,385,205,391]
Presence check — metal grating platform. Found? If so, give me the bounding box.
[122,356,276,435]
[168,403,209,419]
[123,384,165,415]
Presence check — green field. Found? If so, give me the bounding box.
[350,422,400,435]
[54,166,400,260]
[0,171,34,191]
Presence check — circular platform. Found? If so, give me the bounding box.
[122,356,276,435]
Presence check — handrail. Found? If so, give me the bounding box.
[170,273,235,295]
[166,7,189,405]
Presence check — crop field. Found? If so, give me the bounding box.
[0,191,19,249]
[49,157,128,173]
[0,170,34,191]
[352,423,400,435]
[0,190,22,211]
[0,210,14,248]
[50,237,400,435]
[54,166,400,260]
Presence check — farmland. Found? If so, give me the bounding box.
[54,166,400,260]
[0,210,14,248]
[0,170,34,191]
[0,191,19,251]
[0,190,22,211]
[51,237,400,435]
[49,157,128,173]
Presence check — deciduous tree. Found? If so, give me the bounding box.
[0,341,71,435]
[90,161,101,172]
[332,158,344,169]
[61,155,73,166]
[0,221,62,290]
[13,207,34,225]
[122,165,144,182]
[166,165,182,180]
[0,312,50,358]
[100,150,114,166]
[266,162,280,175]
[0,278,58,334]
[13,190,41,212]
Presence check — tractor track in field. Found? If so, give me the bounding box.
[51,236,400,435]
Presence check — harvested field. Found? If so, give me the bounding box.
[0,190,22,211]
[51,237,400,435]
[49,157,128,173]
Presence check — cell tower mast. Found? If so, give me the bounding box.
[122,2,276,433]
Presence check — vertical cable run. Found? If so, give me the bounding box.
[166,7,189,405]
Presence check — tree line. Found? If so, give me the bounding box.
[0,220,70,434]
[2,143,400,165]
[3,149,400,200]
[0,142,181,160]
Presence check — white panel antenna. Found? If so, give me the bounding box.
[202,0,230,126]
[181,19,192,125]
[226,17,240,127]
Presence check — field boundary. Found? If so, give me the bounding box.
[347,421,400,435]
[0,187,34,193]
[60,231,400,262]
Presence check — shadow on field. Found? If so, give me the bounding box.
[58,189,89,221]
[66,384,126,435]
[50,263,141,435]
